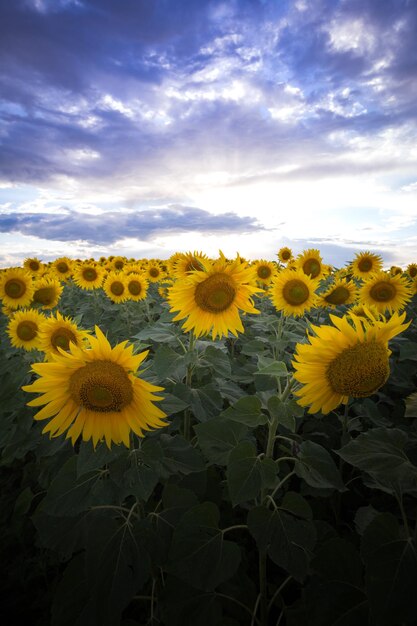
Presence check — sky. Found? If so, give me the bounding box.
[1,0,417,269]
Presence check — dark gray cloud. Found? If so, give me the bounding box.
[0,205,263,244]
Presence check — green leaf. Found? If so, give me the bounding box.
[248,505,316,581]
[280,491,312,520]
[132,321,180,343]
[76,441,126,478]
[255,359,288,377]
[360,512,400,561]
[336,427,417,492]
[140,434,205,479]
[200,345,231,378]
[194,417,249,465]
[160,392,190,416]
[295,440,346,491]
[398,340,417,361]
[153,344,186,379]
[167,502,241,591]
[172,382,224,422]
[51,553,95,626]
[221,396,267,426]
[161,577,223,626]
[227,441,277,506]
[268,395,296,432]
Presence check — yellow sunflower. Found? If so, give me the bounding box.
[102,271,128,303]
[358,271,413,314]
[406,263,417,279]
[32,276,63,309]
[292,311,410,414]
[6,308,46,351]
[172,251,208,279]
[269,267,318,317]
[52,257,73,281]
[22,326,167,448]
[73,262,105,290]
[38,311,90,358]
[319,279,358,308]
[0,267,35,309]
[124,272,149,301]
[167,254,261,339]
[296,248,324,279]
[110,256,127,271]
[348,303,384,321]
[277,247,293,263]
[253,260,277,286]
[145,261,165,283]
[23,257,44,275]
[390,266,403,276]
[350,251,383,279]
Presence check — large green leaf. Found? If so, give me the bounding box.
[194,417,249,465]
[140,434,205,479]
[221,396,267,426]
[248,505,316,581]
[200,345,232,378]
[227,441,277,506]
[295,440,346,491]
[336,427,417,492]
[167,502,241,591]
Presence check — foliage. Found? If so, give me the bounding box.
[1,277,417,626]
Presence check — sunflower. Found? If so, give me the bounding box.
[145,261,165,283]
[296,248,324,279]
[0,267,35,309]
[73,262,105,290]
[6,308,46,351]
[103,271,128,303]
[32,276,63,309]
[22,327,167,448]
[277,247,293,263]
[52,257,73,281]
[253,260,277,286]
[358,271,413,314]
[269,267,318,317]
[110,256,127,271]
[406,263,417,279]
[172,251,208,279]
[38,311,90,358]
[23,257,44,275]
[125,273,149,301]
[292,311,410,414]
[348,303,384,321]
[319,279,358,308]
[167,254,261,339]
[350,251,383,279]
[390,266,403,276]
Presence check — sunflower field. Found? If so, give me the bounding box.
[1,249,417,626]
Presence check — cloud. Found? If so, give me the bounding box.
[0,205,263,245]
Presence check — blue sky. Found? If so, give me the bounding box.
[1,0,416,269]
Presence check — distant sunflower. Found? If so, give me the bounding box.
[7,308,46,351]
[277,247,293,263]
[253,260,276,285]
[269,267,318,317]
[348,303,384,321]
[406,263,417,279]
[73,262,105,290]
[359,271,413,314]
[296,248,324,279]
[38,311,90,358]
[125,273,149,301]
[350,251,383,279]
[319,279,358,308]
[145,261,165,283]
[292,311,410,414]
[23,257,44,275]
[167,254,261,339]
[103,271,128,303]
[32,276,63,309]
[172,251,208,279]
[22,327,167,448]
[390,266,403,276]
[52,257,73,281]
[0,268,34,309]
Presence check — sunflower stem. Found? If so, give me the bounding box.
[258,549,268,626]
[182,331,196,440]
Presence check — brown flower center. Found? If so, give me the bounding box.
[282,279,310,305]
[110,281,124,296]
[82,268,98,282]
[302,259,321,278]
[5,278,27,299]
[358,258,373,272]
[369,281,396,302]
[257,265,272,279]
[326,341,389,397]
[33,286,56,305]
[51,327,77,352]
[69,360,133,412]
[17,321,38,341]
[194,273,236,313]
[324,286,350,305]
[128,280,141,295]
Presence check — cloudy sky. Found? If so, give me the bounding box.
[1,0,416,269]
